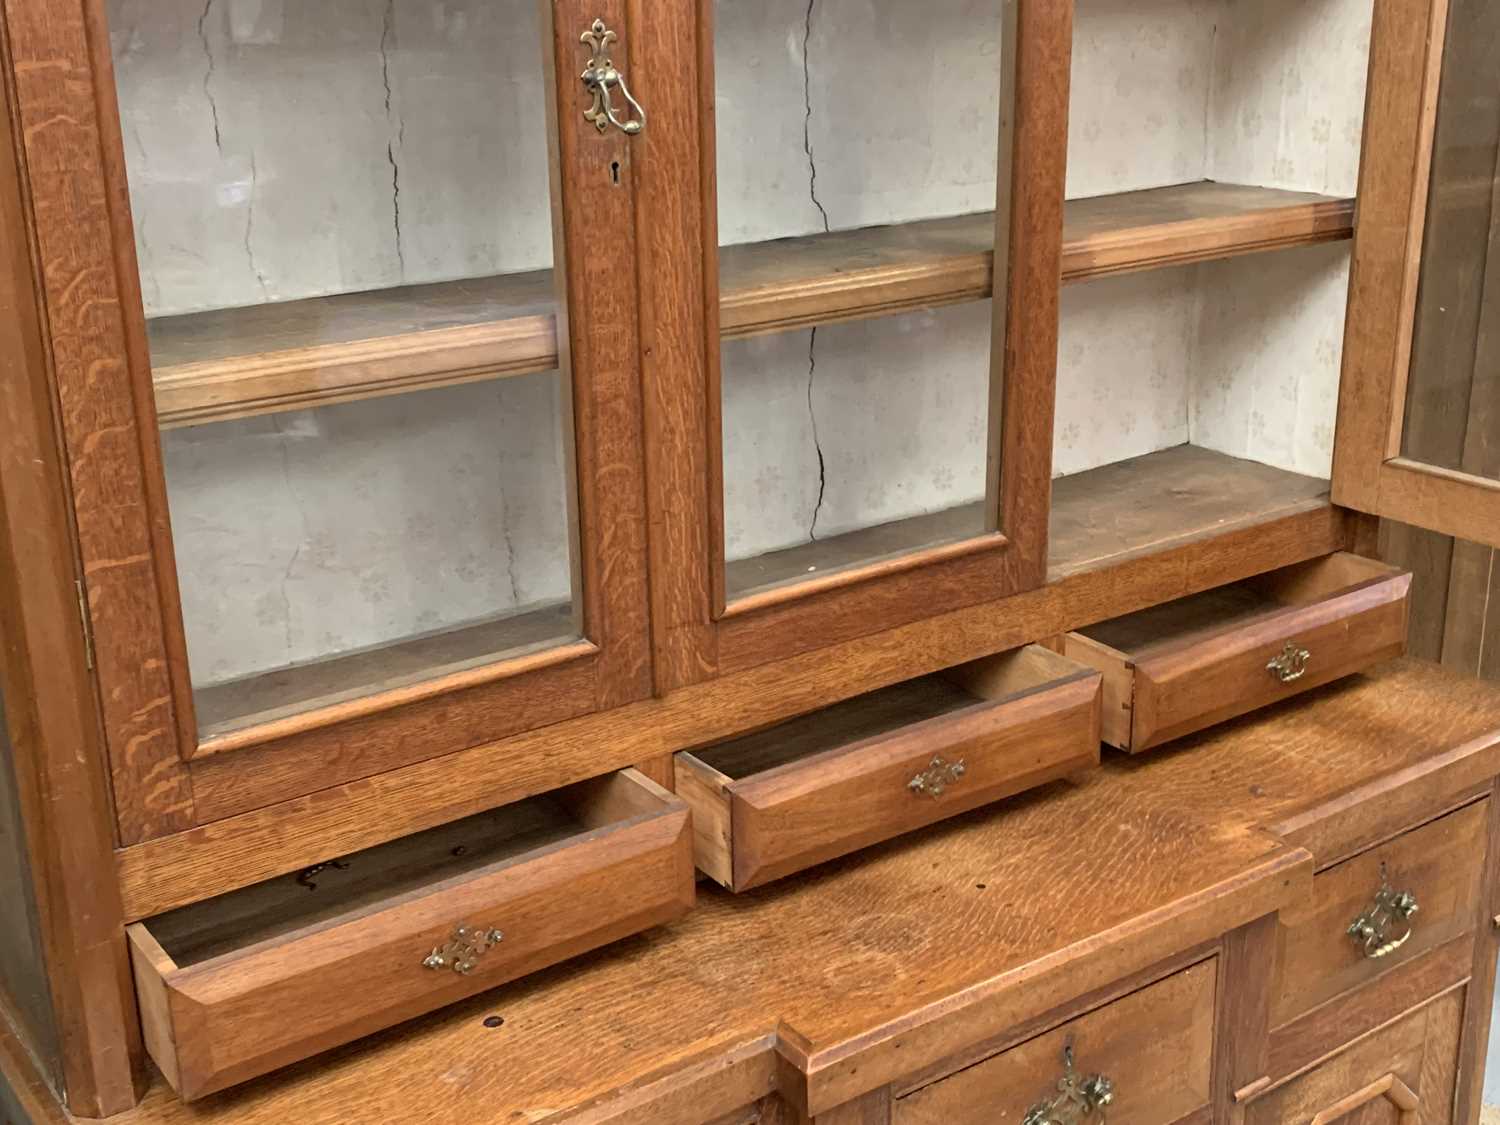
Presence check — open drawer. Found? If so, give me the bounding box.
[1062,552,1410,753]
[675,645,1101,892]
[127,770,693,1100]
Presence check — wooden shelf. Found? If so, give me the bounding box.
[724,443,1331,600]
[148,182,1355,428]
[194,600,577,742]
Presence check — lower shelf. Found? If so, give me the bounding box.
[194,599,578,741]
[726,443,1331,602]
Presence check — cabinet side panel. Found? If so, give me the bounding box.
[0,686,61,1093]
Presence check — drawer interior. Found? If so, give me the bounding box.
[143,773,660,967]
[692,646,1085,782]
[1078,552,1398,659]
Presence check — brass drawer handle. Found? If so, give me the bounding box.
[581,20,646,135]
[423,924,505,975]
[908,755,966,799]
[1024,1045,1114,1125]
[1347,871,1418,960]
[1267,642,1311,683]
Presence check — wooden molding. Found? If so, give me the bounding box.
[147,182,1355,430]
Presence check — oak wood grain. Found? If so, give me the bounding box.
[896,960,1215,1125]
[121,481,1355,917]
[170,447,1344,828]
[1243,988,1462,1124]
[0,6,146,1110]
[128,770,693,1100]
[1067,553,1410,752]
[1272,799,1485,1030]
[99,666,1500,1122]
[1454,777,1500,1124]
[2,0,193,843]
[677,647,1100,890]
[1331,0,1500,551]
[1266,936,1473,1084]
[95,660,1500,1124]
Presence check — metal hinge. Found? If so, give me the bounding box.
[75,579,94,670]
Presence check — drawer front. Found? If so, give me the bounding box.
[727,670,1100,890]
[1245,988,1463,1124]
[129,775,693,1099]
[1131,571,1409,751]
[1271,800,1486,1031]
[897,960,1216,1125]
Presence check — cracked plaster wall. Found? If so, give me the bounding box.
[110,0,570,692]
[108,0,1370,691]
[719,0,1372,560]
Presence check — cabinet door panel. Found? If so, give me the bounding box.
[6,0,651,837]
[641,0,1068,689]
[1332,0,1500,548]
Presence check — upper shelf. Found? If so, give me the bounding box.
[148,181,1355,428]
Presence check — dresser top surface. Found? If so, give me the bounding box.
[104,659,1500,1124]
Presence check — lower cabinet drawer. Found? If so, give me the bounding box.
[1270,799,1487,1032]
[897,960,1216,1125]
[1244,988,1464,1124]
[675,645,1101,891]
[1063,552,1410,752]
[127,769,694,1100]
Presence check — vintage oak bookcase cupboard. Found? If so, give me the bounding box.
[3,0,1500,1120]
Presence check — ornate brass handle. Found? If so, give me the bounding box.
[581,19,646,135]
[908,755,966,799]
[422,924,504,975]
[1347,870,1418,960]
[1266,642,1312,683]
[1023,1045,1114,1125]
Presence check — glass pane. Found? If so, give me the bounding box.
[715,0,1012,601]
[1401,0,1500,479]
[107,0,579,738]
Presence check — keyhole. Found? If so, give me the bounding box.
[610,160,621,185]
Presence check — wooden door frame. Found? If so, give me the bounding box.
[637,0,1071,692]
[0,7,143,1109]
[1,0,654,842]
[1331,0,1500,547]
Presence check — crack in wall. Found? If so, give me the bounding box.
[271,417,309,663]
[380,0,407,276]
[244,152,271,297]
[496,389,524,609]
[802,0,829,541]
[198,0,224,154]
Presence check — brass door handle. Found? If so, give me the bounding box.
[1023,1045,1114,1124]
[423,924,504,975]
[908,755,966,799]
[1267,642,1311,683]
[581,19,646,135]
[1348,873,1418,959]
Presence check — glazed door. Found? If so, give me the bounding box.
[1332,0,1500,547]
[638,0,1069,689]
[4,0,650,841]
